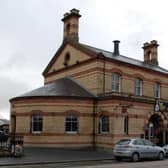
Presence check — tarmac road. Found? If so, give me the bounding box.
[0,148,168,168]
[0,159,168,168]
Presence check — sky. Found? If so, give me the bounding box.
[1,0,168,119]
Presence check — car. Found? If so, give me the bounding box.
[113,138,165,162]
[163,144,168,157]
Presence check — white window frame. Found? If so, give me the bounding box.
[112,73,121,92]
[154,82,160,98]
[99,115,109,134]
[135,78,143,96]
[31,115,43,134]
[65,115,78,134]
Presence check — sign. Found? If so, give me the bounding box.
[154,100,168,112]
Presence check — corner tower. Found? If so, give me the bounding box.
[62,9,81,42]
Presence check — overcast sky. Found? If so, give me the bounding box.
[1,0,168,119]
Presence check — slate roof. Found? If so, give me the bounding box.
[0,119,9,126]
[43,40,168,76]
[80,43,168,74]
[11,77,96,100]
[12,41,168,101]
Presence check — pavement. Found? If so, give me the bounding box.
[0,147,113,166]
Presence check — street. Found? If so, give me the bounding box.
[0,159,168,168]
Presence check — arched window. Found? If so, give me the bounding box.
[99,115,109,133]
[147,51,152,60]
[135,78,143,96]
[31,115,43,133]
[112,73,121,92]
[64,53,70,66]
[65,115,78,133]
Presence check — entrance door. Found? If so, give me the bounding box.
[147,114,164,145]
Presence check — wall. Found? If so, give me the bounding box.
[10,98,94,147]
[100,59,168,100]
[95,98,153,148]
[48,44,91,73]
[45,57,168,100]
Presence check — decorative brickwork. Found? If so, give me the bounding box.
[10,9,168,149]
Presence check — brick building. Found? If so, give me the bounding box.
[10,9,168,149]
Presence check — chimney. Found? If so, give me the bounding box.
[113,40,120,56]
[62,9,81,42]
[142,40,159,65]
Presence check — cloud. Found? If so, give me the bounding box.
[0,75,30,118]
[1,0,168,120]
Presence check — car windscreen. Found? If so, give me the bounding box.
[116,139,131,145]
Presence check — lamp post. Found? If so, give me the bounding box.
[148,123,154,141]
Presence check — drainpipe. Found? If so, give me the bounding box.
[97,52,105,94]
[103,56,106,94]
[92,99,97,150]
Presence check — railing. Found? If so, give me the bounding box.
[0,133,24,157]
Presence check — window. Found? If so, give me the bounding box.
[31,115,43,133]
[99,116,109,133]
[133,139,144,145]
[124,116,129,134]
[143,139,154,146]
[112,73,121,92]
[116,139,131,145]
[147,51,152,60]
[65,115,78,133]
[154,83,160,98]
[135,78,143,96]
[64,53,70,66]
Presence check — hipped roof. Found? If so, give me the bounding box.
[10,77,96,101]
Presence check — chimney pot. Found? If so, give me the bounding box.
[113,40,120,56]
[151,40,158,44]
[70,8,80,14]
[143,42,149,47]
[64,12,69,18]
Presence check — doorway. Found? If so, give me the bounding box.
[146,114,164,145]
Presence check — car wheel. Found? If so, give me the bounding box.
[158,152,164,160]
[115,156,122,161]
[132,153,139,162]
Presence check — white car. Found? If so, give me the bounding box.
[163,145,168,157]
[113,138,165,162]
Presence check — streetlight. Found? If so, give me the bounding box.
[149,122,154,141]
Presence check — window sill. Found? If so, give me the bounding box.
[99,132,109,135]
[31,131,42,134]
[65,131,78,135]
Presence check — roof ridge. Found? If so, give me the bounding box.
[80,43,112,54]
[80,42,144,63]
[80,42,168,74]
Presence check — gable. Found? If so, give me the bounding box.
[46,43,93,75]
